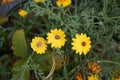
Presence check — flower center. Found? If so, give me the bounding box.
[55,35,61,40]
[59,0,66,3]
[36,41,42,48]
[81,42,86,46]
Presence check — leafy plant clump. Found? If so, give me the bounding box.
[0,0,120,80]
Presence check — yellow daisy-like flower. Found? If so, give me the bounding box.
[18,9,27,18]
[34,0,45,3]
[47,29,66,48]
[88,75,99,80]
[30,37,47,54]
[71,33,91,55]
[56,0,71,7]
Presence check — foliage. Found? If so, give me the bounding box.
[12,29,28,58]
[0,0,120,80]
[0,54,13,80]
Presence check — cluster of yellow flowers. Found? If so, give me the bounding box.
[18,0,91,56]
[15,0,120,80]
[30,28,91,55]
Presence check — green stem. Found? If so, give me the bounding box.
[98,60,120,66]
[103,0,108,18]
[19,54,33,79]
[42,16,49,28]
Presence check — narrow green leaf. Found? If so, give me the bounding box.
[12,29,28,58]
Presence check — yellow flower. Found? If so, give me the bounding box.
[18,9,27,18]
[34,0,45,3]
[47,29,66,48]
[56,0,71,7]
[71,33,91,55]
[31,37,47,54]
[88,75,99,80]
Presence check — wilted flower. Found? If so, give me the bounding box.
[1,0,14,4]
[75,73,84,80]
[113,68,120,80]
[88,61,101,74]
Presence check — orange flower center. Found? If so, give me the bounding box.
[55,35,61,40]
[59,0,66,3]
[81,42,86,46]
[36,41,42,48]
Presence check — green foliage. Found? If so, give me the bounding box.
[1,0,120,80]
[23,0,120,79]
[12,29,28,58]
[32,52,63,71]
[0,15,8,24]
[0,26,15,80]
[11,59,30,80]
[0,54,14,80]
[11,29,63,80]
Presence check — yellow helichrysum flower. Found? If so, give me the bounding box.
[88,75,99,80]
[34,0,45,3]
[47,29,66,48]
[18,9,27,18]
[31,37,47,54]
[56,0,71,7]
[71,33,91,55]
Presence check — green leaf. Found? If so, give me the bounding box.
[11,59,30,80]
[32,51,63,71]
[0,15,8,24]
[12,29,28,58]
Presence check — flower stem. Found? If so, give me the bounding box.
[97,60,120,66]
